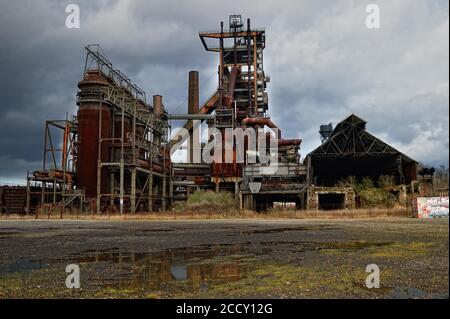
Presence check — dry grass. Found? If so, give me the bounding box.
[1,207,413,220]
[262,207,413,219]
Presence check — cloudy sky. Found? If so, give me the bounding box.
[0,0,448,184]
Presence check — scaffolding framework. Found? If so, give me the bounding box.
[27,118,79,215]
[78,45,170,214]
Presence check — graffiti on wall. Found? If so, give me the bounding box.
[417,197,449,218]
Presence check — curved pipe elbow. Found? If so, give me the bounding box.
[241,117,281,139]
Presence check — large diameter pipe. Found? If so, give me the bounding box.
[168,114,215,120]
[278,139,302,146]
[49,170,73,188]
[241,117,281,139]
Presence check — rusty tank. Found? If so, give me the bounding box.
[76,70,112,198]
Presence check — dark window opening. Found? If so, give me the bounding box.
[318,193,345,210]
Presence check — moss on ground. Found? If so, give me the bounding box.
[365,242,436,258]
[0,220,447,299]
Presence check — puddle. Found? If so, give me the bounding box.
[358,284,449,299]
[0,240,441,298]
[138,229,176,234]
[1,240,389,288]
[386,287,449,299]
[7,244,257,295]
[0,231,21,239]
[314,241,393,251]
[249,240,393,253]
[238,225,336,235]
[0,259,47,274]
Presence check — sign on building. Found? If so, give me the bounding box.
[416,197,449,218]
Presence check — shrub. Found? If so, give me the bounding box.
[357,176,375,191]
[336,176,357,188]
[377,175,396,189]
[174,190,238,213]
[337,176,397,208]
[358,188,396,208]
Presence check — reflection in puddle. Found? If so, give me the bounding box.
[0,259,46,275]
[239,225,336,235]
[31,244,253,294]
[387,287,448,299]
[1,240,394,293]
[2,240,437,298]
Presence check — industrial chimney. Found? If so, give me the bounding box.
[188,71,199,163]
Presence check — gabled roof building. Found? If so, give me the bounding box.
[306,114,418,187]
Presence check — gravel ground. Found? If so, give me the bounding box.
[0,218,448,298]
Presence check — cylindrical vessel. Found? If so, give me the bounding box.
[76,71,112,198]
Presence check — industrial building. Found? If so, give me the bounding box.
[305,114,418,210]
[0,15,422,215]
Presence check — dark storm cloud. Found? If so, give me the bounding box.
[0,0,448,184]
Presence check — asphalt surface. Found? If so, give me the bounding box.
[0,218,448,298]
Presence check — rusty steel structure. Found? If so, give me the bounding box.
[76,45,170,214]
[25,118,79,216]
[10,15,421,216]
[25,45,170,215]
[170,15,306,210]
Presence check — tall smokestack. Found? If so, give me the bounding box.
[188,71,199,114]
[153,94,164,117]
[153,94,163,146]
[188,71,199,163]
